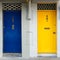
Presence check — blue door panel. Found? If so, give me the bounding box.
[3,10,22,53]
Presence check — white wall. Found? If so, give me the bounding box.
[0,2,3,57]
[22,3,30,58]
[22,3,38,58]
[30,3,37,57]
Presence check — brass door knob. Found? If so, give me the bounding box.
[53,32,56,34]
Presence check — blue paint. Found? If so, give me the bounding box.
[3,10,22,53]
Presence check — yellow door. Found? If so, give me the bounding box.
[37,10,57,54]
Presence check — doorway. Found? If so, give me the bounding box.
[3,3,22,57]
[37,3,57,55]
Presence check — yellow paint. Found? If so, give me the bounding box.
[37,10,57,54]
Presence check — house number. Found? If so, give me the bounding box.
[46,15,48,22]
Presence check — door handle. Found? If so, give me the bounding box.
[44,27,50,30]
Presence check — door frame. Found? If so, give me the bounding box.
[37,2,57,57]
[37,3,57,57]
[2,3,22,57]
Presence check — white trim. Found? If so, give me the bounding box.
[2,0,24,3]
[22,3,30,58]
[0,2,3,57]
[3,53,22,57]
[57,0,60,57]
[38,54,57,57]
[30,3,37,57]
[32,0,57,3]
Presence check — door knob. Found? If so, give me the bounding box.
[53,32,56,34]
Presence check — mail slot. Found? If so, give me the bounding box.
[44,27,50,30]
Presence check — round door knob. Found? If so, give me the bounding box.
[53,32,56,34]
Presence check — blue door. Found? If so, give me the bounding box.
[3,10,22,53]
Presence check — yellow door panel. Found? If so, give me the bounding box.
[37,10,57,54]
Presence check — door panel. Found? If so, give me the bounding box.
[37,10,57,54]
[3,10,22,53]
